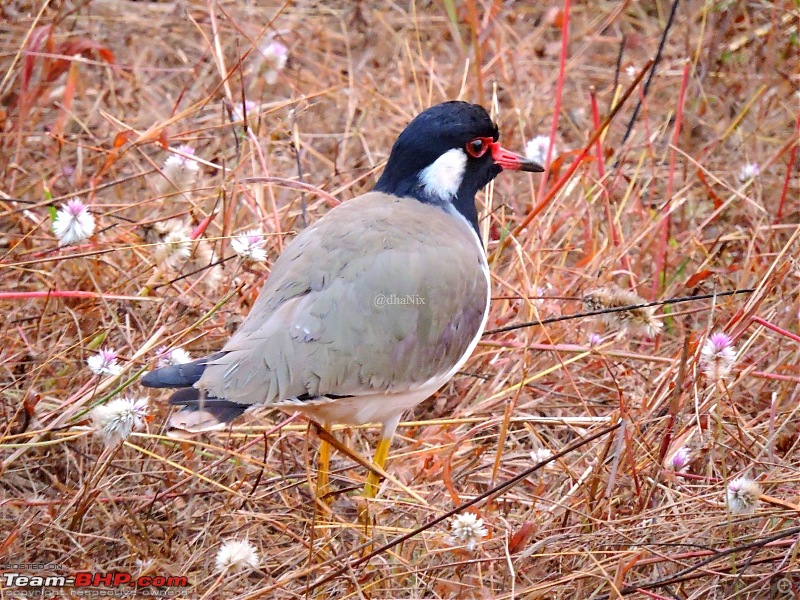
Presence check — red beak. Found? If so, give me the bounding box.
[490,142,544,172]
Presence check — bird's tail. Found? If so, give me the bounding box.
[165,387,248,437]
[140,353,247,437]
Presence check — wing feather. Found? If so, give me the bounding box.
[196,193,489,407]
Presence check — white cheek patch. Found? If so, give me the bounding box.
[419,148,467,201]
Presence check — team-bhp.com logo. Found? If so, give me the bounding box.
[4,571,189,590]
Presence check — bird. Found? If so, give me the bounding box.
[141,101,543,499]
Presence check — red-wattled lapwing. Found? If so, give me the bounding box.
[141,101,543,499]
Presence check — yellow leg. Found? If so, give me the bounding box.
[317,436,331,498]
[363,434,392,498]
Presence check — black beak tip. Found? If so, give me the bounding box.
[520,160,545,173]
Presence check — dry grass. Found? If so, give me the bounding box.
[2,1,799,598]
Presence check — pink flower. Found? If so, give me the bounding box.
[737,162,760,181]
[156,346,192,368]
[53,199,95,246]
[700,332,736,381]
[258,40,288,84]
[87,348,122,377]
[231,229,267,263]
[669,447,691,472]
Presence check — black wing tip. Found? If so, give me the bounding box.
[139,353,225,389]
[139,367,192,388]
[140,370,166,388]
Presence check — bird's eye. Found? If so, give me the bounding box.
[466,137,490,158]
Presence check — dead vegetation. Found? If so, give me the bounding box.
[1,1,799,598]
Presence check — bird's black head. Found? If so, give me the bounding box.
[374,101,544,236]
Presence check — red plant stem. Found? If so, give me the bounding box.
[674,471,717,482]
[751,371,800,383]
[590,88,613,236]
[590,88,634,277]
[0,291,157,301]
[656,413,676,467]
[752,315,800,344]
[536,0,570,203]
[493,59,653,261]
[776,110,800,221]
[650,60,690,300]
[190,211,216,240]
[590,90,607,191]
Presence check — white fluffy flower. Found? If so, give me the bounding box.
[525,135,552,166]
[156,346,192,368]
[215,539,259,573]
[531,448,554,463]
[450,513,488,551]
[87,348,122,377]
[700,332,737,382]
[162,145,200,189]
[92,397,149,446]
[258,40,288,84]
[583,287,662,338]
[231,229,267,263]
[152,219,193,268]
[726,476,762,515]
[53,199,96,246]
[737,162,760,182]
